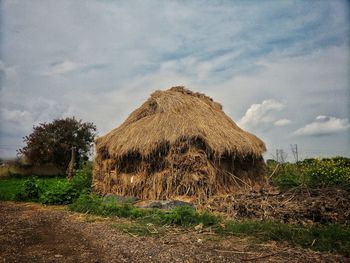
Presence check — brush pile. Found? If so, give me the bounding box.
[201,187,350,225]
[94,87,266,201]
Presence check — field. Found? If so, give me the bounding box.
[0,158,349,262]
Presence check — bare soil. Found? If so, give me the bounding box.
[0,202,348,263]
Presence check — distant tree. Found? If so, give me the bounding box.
[18,117,96,170]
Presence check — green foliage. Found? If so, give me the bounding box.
[69,193,149,218]
[18,117,96,169]
[39,180,78,204]
[69,194,218,227]
[268,156,350,189]
[70,161,93,193]
[0,177,27,201]
[305,158,350,187]
[15,177,43,201]
[161,206,218,226]
[0,176,67,201]
[35,163,93,204]
[270,163,303,190]
[2,162,93,204]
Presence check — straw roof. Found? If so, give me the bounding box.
[96,86,266,159]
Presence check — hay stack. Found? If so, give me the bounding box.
[94,86,266,201]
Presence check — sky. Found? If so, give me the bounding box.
[0,0,349,161]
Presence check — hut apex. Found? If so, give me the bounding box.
[94,86,266,201]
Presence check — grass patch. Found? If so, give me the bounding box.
[68,193,218,227]
[0,176,65,201]
[0,162,93,204]
[216,220,350,256]
[68,193,350,256]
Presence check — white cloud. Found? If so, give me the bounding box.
[1,108,31,123]
[274,119,291,126]
[0,60,17,79]
[43,60,79,76]
[294,116,350,136]
[1,1,349,158]
[237,100,286,129]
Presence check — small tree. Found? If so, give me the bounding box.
[18,117,96,171]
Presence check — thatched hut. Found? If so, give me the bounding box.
[94,87,266,201]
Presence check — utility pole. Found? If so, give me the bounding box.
[276,149,287,163]
[66,146,76,181]
[290,144,298,163]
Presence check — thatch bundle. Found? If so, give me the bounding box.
[94,86,266,201]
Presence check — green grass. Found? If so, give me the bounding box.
[0,162,92,204]
[0,176,65,201]
[68,193,218,227]
[216,220,350,256]
[68,193,350,256]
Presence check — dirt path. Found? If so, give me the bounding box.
[0,202,347,263]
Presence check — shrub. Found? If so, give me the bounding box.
[305,158,350,187]
[39,180,78,204]
[15,177,43,201]
[269,163,303,190]
[13,161,93,204]
[71,161,93,194]
[267,157,350,190]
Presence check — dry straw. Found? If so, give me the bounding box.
[94,86,266,201]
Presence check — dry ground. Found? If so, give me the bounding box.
[0,202,348,263]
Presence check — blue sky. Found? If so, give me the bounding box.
[0,0,349,160]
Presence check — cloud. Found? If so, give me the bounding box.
[43,60,79,76]
[1,108,31,123]
[294,116,350,136]
[1,1,349,158]
[237,100,286,129]
[0,60,17,80]
[274,119,291,126]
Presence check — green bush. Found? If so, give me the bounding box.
[267,157,350,190]
[15,177,44,201]
[269,163,303,190]
[70,161,93,193]
[11,161,93,204]
[305,158,350,187]
[39,180,78,204]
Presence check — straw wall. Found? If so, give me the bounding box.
[94,137,265,201]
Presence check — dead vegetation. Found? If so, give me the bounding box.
[94,87,266,200]
[201,187,350,225]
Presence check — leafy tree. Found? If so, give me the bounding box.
[18,117,96,170]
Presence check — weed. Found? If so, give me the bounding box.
[268,157,350,190]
